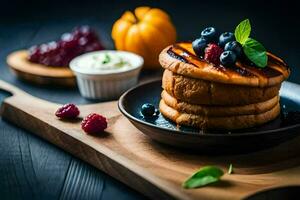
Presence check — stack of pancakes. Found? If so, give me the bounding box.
[159,43,290,130]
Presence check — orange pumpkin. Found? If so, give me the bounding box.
[111,7,177,69]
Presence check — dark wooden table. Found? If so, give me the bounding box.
[0,1,299,199]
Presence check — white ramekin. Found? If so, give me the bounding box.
[70,50,144,100]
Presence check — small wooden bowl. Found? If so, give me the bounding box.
[6,50,76,87]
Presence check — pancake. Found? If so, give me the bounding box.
[162,69,280,105]
[158,42,289,130]
[161,90,279,117]
[159,42,290,87]
[159,99,280,130]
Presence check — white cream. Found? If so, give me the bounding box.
[70,50,143,75]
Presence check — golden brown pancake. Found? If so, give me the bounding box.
[159,42,290,87]
[162,90,279,117]
[162,69,281,105]
[159,99,280,130]
[158,42,289,130]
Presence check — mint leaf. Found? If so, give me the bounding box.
[235,19,251,45]
[182,166,224,189]
[102,53,111,64]
[243,38,268,68]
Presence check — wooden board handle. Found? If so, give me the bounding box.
[0,79,27,97]
[0,79,53,119]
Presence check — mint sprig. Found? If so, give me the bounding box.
[182,166,224,189]
[234,19,268,68]
[243,38,268,67]
[235,19,251,45]
[102,53,111,64]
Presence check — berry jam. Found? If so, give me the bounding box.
[28,26,104,67]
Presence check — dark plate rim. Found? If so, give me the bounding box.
[118,79,300,137]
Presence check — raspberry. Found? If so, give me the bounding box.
[81,113,107,134]
[55,103,80,119]
[204,43,223,65]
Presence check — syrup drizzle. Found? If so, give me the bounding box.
[167,48,187,63]
[167,42,288,81]
[170,44,238,77]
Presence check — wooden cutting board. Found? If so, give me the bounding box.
[1,79,300,200]
[6,50,76,87]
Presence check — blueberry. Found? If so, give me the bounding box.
[192,37,207,57]
[220,50,237,66]
[201,27,218,43]
[141,103,155,117]
[224,41,243,58]
[219,32,235,47]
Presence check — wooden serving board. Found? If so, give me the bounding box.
[1,79,300,200]
[6,50,76,87]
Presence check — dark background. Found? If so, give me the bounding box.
[0,0,299,199]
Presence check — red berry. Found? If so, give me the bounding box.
[28,26,105,67]
[55,103,80,119]
[61,38,78,50]
[47,41,59,51]
[81,113,107,134]
[84,41,104,52]
[28,45,40,62]
[79,37,88,46]
[204,43,224,65]
[73,26,97,39]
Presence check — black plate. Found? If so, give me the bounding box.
[118,79,300,153]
